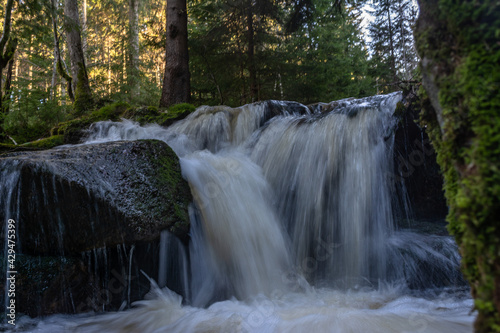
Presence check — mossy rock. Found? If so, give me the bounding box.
[46,102,196,147]
[21,135,64,149]
[0,136,66,155]
[139,103,195,127]
[50,117,95,144]
[0,139,192,255]
[415,0,500,330]
[90,101,131,121]
[122,105,160,119]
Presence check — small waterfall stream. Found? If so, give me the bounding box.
[1,93,474,332]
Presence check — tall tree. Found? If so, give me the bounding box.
[159,0,190,108]
[0,0,17,114]
[368,0,418,93]
[64,0,92,114]
[415,0,500,331]
[127,0,140,101]
[52,0,74,101]
[246,0,257,101]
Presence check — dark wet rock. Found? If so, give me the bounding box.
[263,100,310,119]
[0,239,183,317]
[393,91,448,220]
[0,139,191,255]
[398,218,449,236]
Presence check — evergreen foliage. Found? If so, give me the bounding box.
[0,0,400,142]
[368,0,419,93]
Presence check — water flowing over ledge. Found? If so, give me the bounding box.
[1,93,474,332]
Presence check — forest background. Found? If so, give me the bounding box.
[0,0,418,145]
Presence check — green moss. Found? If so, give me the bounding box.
[122,105,160,124]
[0,142,16,154]
[134,103,195,126]
[126,140,191,241]
[146,140,191,234]
[73,63,94,116]
[0,136,65,154]
[416,1,500,331]
[35,101,195,149]
[21,135,64,149]
[50,117,94,144]
[90,101,131,121]
[167,103,196,114]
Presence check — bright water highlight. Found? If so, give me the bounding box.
[2,93,475,332]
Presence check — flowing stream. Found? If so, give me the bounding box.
[1,93,474,332]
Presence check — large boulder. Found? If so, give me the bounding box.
[0,139,191,255]
[0,139,192,316]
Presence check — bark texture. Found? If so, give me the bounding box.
[53,0,74,102]
[414,1,500,331]
[159,0,190,108]
[247,2,257,102]
[127,0,140,101]
[64,0,92,114]
[0,0,16,114]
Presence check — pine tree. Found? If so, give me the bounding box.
[159,0,190,108]
[368,0,418,93]
[127,0,140,102]
[0,0,17,114]
[64,0,93,114]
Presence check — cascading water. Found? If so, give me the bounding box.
[0,93,474,332]
[247,97,398,286]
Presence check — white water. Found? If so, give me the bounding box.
[8,287,473,332]
[1,94,475,332]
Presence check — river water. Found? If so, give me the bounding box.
[2,93,475,332]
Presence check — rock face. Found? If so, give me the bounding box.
[0,140,192,316]
[415,1,500,331]
[393,92,447,221]
[1,139,191,255]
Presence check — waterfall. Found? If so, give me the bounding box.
[0,93,474,332]
[82,92,463,293]
[181,151,294,306]
[247,96,398,285]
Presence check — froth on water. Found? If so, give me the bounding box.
[3,92,473,332]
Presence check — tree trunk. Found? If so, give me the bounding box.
[3,57,14,113]
[415,0,500,331]
[64,0,93,114]
[82,0,87,57]
[128,0,140,101]
[159,0,190,108]
[52,0,74,101]
[246,2,257,102]
[386,1,396,84]
[51,44,58,100]
[0,0,16,114]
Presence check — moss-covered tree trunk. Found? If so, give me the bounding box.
[64,0,93,114]
[246,1,257,102]
[414,1,500,331]
[159,0,190,108]
[53,0,74,102]
[0,0,17,115]
[127,0,140,102]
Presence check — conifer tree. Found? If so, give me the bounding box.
[64,0,93,114]
[159,0,190,108]
[368,0,418,93]
[0,0,17,114]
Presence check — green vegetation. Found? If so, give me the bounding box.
[1,0,420,146]
[416,0,500,331]
[0,101,195,153]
